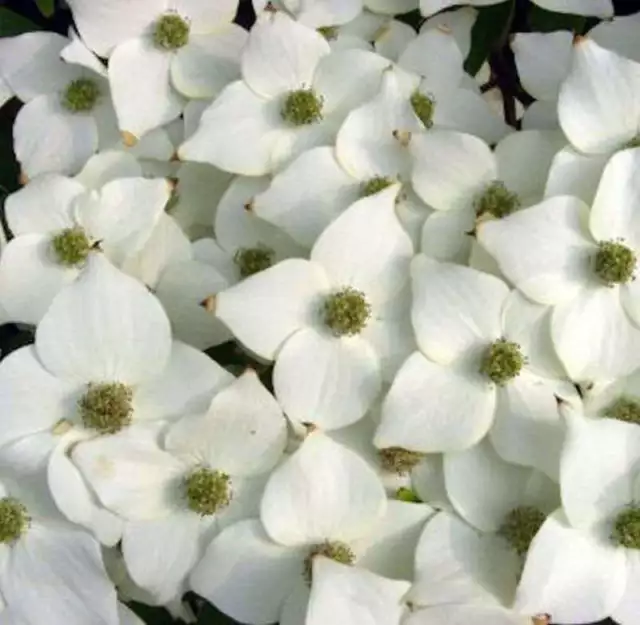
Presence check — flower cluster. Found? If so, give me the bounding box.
[0,0,639,624]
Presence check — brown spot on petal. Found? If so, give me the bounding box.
[200,295,217,313]
[392,129,412,147]
[532,615,551,625]
[244,200,254,212]
[18,171,29,186]
[573,34,587,46]
[170,151,180,162]
[121,131,139,147]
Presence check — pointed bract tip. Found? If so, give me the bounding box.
[532,615,551,625]
[392,129,412,147]
[18,171,28,186]
[121,131,139,148]
[554,394,566,406]
[170,151,180,162]
[373,24,391,42]
[200,294,217,314]
[244,199,254,212]
[573,34,588,46]
[167,177,178,192]
[302,422,318,436]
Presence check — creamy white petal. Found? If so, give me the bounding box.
[374,20,416,62]
[289,0,362,27]
[261,433,387,547]
[75,151,143,189]
[406,605,530,625]
[521,100,560,131]
[591,12,640,63]
[375,352,496,452]
[366,0,418,14]
[558,38,640,155]
[168,0,238,30]
[420,207,475,263]
[612,552,640,624]
[190,520,304,624]
[534,0,612,17]
[216,258,330,360]
[36,254,171,385]
[410,255,507,365]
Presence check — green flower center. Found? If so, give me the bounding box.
[594,240,636,286]
[611,505,640,549]
[378,447,425,475]
[0,497,30,544]
[62,78,101,113]
[281,89,324,126]
[396,487,422,503]
[498,506,546,557]
[79,382,134,435]
[51,227,91,267]
[481,339,525,386]
[361,176,394,197]
[184,468,231,516]
[410,91,435,129]
[323,287,371,337]
[317,26,338,40]
[304,540,355,584]
[475,181,521,219]
[602,397,640,425]
[154,13,190,50]
[234,246,275,278]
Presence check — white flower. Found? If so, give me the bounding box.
[515,413,640,623]
[478,148,640,383]
[215,184,414,429]
[411,129,563,264]
[546,37,640,204]
[591,11,640,63]
[179,11,389,175]
[0,173,171,324]
[0,476,119,625]
[420,0,612,19]
[70,370,287,603]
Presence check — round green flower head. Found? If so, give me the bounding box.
[51,227,91,267]
[62,78,101,113]
[154,13,190,50]
[410,91,435,129]
[611,505,640,549]
[281,89,324,126]
[184,468,231,516]
[594,240,636,286]
[475,181,521,219]
[396,487,422,503]
[317,26,338,40]
[378,447,425,475]
[361,176,394,197]
[304,540,355,583]
[323,287,371,337]
[603,397,640,425]
[0,497,30,544]
[79,382,134,435]
[498,506,546,557]
[234,246,275,278]
[481,338,525,386]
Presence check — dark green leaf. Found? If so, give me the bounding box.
[464,0,514,76]
[0,8,41,37]
[126,601,182,624]
[0,99,20,196]
[197,602,240,625]
[528,5,586,33]
[35,0,56,18]
[394,9,423,30]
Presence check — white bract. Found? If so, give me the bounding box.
[420,0,613,18]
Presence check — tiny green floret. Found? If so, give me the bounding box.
[498,506,545,557]
[62,78,101,113]
[79,382,133,435]
[410,91,435,129]
[51,227,91,267]
[184,468,231,516]
[281,89,324,126]
[396,487,422,503]
[378,447,425,475]
[603,397,640,425]
[481,339,525,386]
[361,176,394,197]
[154,13,190,50]
[323,287,371,337]
[317,26,338,40]
[0,497,30,544]
[475,181,521,219]
[304,540,355,583]
[234,246,275,278]
[611,505,640,549]
[594,240,636,286]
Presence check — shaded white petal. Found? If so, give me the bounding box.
[534,0,612,17]
[591,12,640,63]
[521,100,560,131]
[406,605,529,625]
[216,258,330,360]
[411,130,496,212]
[612,552,640,624]
[374,20,416,62]
[411,455,450,510]
[420,207,474,263]
[410,255,507,365]
[74,151,143,189]
[190,519,304,624]
[36,254,171,385]
[514,510,627,623]
[375,352,496,453]
[558,38,640,155]
[274,327,382,430]
[289,0,362,27]
[477,196,595,305]
[169,0,238,30]
[241,11,329,98]
[261,433,387,546]
[366,0,418,14]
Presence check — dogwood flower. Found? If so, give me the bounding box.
[420,0,613,18]
[375,257,574,479]
[179,12,389,175]
[214,184,413,429]
[0,173,171,324]
[478,148,640,383]
[515,413,640,624]
[67,0,245,139]
[0,475,119,625]
[546,37,640,204]
[70,370,287,603]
